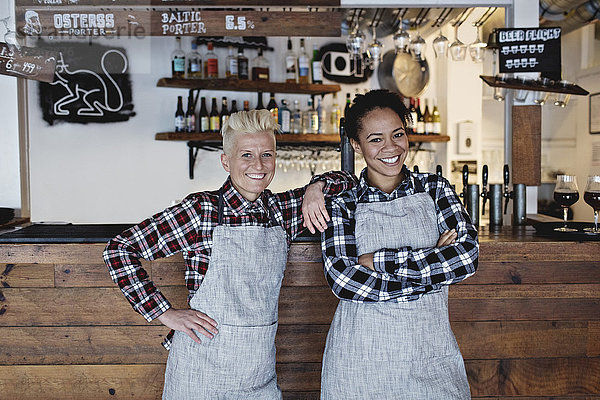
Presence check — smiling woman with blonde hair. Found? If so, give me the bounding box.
[104,109,355,399]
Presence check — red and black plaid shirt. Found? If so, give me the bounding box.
[103,172,354,348]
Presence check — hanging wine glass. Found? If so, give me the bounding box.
[449,25,467,61]
[1,16,20,52]
[432,28,449,58]
[393,26,411,54]
[345,25,365,60]
[366,25,383,70]
[469,25,487,63]
[408,30,426,61]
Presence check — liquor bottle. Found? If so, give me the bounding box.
[408,98,417,134]
[237,47,249,80]
[230,99,238,114]
[256,91,265,109]
[243,100,250,111]
[267,92,278,125]
[416,98,425,135]
[285,38,298,83]
[423,99,433,135]
[171,37,185,79]
[316,96,326,133]
[311,44,323,84]
[209,97,220,133]
[298,38,310,84]
[186,40,202,79]
[225,46,238,79]
[279,99,291,134]
[344,92,351,118]
[330,92,341,133]
[185,93,196,132]
[175,95,185,132]
[205,42,218,79]
[199,96,209,133]
[432,100,441,135]
[251,48,270,81]
[307,97,318,134]
[292,99,303,134]
[220,97,229,128]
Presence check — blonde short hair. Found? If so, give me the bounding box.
[222,110,280,155]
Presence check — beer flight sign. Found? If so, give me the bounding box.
[497,27,562,79]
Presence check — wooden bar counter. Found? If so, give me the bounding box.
[0,225,599,399]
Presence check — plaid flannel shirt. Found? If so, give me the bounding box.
[103,171,355,348]
[321,166,478,302]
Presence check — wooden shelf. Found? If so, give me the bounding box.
[155,132,450,144]
[157,78,341,95]
[480,75,589,96]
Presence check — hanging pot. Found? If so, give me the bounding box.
[377,50,429,98]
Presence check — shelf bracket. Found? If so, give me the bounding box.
[187,141,221,179]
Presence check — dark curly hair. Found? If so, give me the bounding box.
[344,89,411,141]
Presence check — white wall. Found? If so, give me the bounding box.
[0,3,21,215]
[25,35,377,223]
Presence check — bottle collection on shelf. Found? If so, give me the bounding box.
[171,36,322,84]
[174,90,441,136]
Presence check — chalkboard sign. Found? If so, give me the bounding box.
[0,43,57,83]
[36,40,135,125]
[497,27,561,79]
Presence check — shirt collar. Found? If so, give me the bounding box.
[221,177,269,216]
[356,165,414,201]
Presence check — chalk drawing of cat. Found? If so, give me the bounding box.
[51,49,128,117]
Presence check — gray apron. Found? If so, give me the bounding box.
[163,190,287,400]
[321,178,471,400]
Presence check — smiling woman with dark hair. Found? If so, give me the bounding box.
[320,90,479,399]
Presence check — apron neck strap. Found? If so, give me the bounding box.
[412,175,426,193]
[218,188,225,225]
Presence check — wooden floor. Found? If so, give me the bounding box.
[0,229,599,399]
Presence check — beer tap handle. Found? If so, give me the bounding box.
[436,165,443,177]
[503,164,511,214]
[461,164,469,204]
[481,165,489,215]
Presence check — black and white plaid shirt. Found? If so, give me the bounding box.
[321,166,478,302]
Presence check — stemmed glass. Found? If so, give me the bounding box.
[432,28,448,58]
[583,175,600,233]
[553,175,579,232]
[346,25,366,59]
[468,25,487,63]
[366,26,383,70]
[449,25,467,61]
[393,26,411,54]
[1,16,20,51]
[408,30,426,61]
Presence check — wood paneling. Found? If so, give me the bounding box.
[0,364,165,400]
[467,260,600,285]
[2,321,595,366]
[512,105,542,186]
[0,230,599,398]
[467,358,600,396]
[0,263,54,287]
